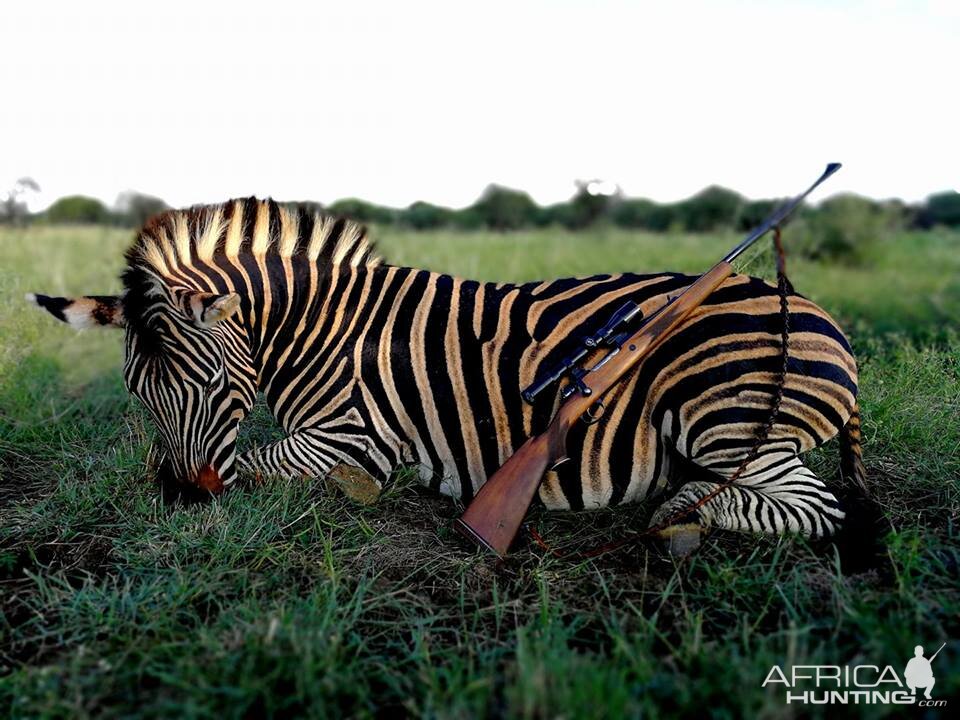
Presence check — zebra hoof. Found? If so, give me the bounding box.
[654,523,702,558]
[326,463,382,505]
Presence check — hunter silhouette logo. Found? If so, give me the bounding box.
[904,643,945,700]
[762,641,949,707]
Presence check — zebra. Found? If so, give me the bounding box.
[28,197,865,543]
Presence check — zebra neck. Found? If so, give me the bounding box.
[249,257,525,439]
[239,254,371,391]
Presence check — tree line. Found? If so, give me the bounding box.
[0,184,170,229]
[3,179,959,241]
[325,183,960,236]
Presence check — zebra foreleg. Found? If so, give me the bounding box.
[648,456,846,546]
[237,430,337,480]
[237,430,383,503]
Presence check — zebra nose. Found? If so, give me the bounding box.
[194,464,223,494]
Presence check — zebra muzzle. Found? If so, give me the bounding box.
[194,464,224,494]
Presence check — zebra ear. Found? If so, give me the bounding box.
[183,292,242,329]
[26,293,125,329]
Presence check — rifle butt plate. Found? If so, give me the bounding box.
[453,518,505,557]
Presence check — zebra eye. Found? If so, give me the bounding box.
[202,367,224,396]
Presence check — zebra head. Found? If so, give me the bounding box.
[28,285,257,498]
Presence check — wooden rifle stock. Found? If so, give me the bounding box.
[454,164,842,556]
[454,261,735,556]
[453,424,570,555]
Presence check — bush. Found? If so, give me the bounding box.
[533,202,575,228]
[792,194,890,263]
[399,201,453,229]
[114,191,169,227]
[327,198,395,225]
[637,203,679,232]
[917,191,960,228]
[469,185,538,230]
[45,195,109,224]
[610,198,659,229]
[676,185,743,232]
[737,199,779,231]
[562,182,611,229]
[877,199,915,230]
[609,198,680,231]
[450,207,485,230]
[605,200,677,231]
[531,185,608,229]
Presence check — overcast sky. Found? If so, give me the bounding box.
[2,0,957,211]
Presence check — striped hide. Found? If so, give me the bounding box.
[29,198,865,538]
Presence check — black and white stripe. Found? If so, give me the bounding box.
[31,198,863,537]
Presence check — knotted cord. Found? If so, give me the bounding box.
[528,227,793,559]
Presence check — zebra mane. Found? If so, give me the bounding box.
[121,198,382,349]
[125,197,382,283]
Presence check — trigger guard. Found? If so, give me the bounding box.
[582,399,605,425]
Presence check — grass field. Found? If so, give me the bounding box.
[1,224,958,718]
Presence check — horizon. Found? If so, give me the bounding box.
[3,0,958,212]
[12,176,951,216]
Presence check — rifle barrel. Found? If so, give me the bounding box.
[455,163,843,557]
[723,163,841,264]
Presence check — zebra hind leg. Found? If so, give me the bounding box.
[648,453,845,551]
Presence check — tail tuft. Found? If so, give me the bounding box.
[839,401,867,493]
[831,401,892,573]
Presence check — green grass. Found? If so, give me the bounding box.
[378,226,960,343]
[1,224,958,718]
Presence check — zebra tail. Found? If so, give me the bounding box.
[831,400,893,574]
[839,401,868,493]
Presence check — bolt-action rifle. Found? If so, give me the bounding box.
[453,164,842,556]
